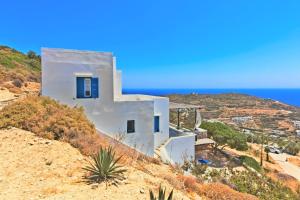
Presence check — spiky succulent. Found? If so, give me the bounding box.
[83,146,126,185]
[149,185,173,200]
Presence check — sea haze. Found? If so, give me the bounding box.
[123,89,300,107]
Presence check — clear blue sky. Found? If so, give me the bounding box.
[1,0,300,88]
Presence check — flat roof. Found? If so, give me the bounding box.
[195,138,216,145]
[41,47,112,55]
[170,102,203,109]
[116,94,167,102]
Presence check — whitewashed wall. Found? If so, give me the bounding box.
[154,98,170,148]
[41,48,170,156]
[160,134,195,165]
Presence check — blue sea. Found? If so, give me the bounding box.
[123,89,300,107]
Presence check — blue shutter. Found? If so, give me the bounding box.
[91,78,99,98]
[154,116,160,132]
[76,77,85,98]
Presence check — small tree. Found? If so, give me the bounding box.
[27,50,37,59]
[12,78,23,88]
[200,121,248,151]
[284,142,300,155]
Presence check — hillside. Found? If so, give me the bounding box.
[169,93,300,133]
[0,45,298,199]
[0,45,40,93]
[0,94,262,200]
[0,128,192,200]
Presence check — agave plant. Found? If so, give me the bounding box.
[149,185,173,200]
[83,146,126,186]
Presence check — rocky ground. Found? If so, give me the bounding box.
[0,128,193,200]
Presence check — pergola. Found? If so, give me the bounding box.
[169,102,204,130]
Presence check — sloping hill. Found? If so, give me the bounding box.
[0,45,40,93]
[169,93,300,132]
[0,128,191,200]
[0,93,261,200]
[0,45,264,199]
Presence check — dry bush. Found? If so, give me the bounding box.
[0,95,157,167]
[12,78,23,88]
[0,96,97,155]
[177,175,199,192]
[198,183,258,200]
[160,174,184,190]
[267,172,300,194]
[175,175,258,200]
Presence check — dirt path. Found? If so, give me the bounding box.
[269,153,300,181]
[0,88,18,109]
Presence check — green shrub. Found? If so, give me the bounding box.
[83,146,126,186]
[284,142,300,155]
[149,185,173,200]
[239,156,262,172]
[200,121,248,151]
[27,50,37,59]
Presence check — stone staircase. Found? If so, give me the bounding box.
[154,139,169,160]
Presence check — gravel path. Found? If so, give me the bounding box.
[270,153,300,181]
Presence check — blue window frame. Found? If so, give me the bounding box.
[76,77,99,98]
[154,116,160,132]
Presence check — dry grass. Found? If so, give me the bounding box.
[288,157,300,167]
[177,175,199,191]
[267,172,300,194]
[0,128,192,200]
[160,174,184,190]
[0,96,97,154]
[175,174,258,200]
[41,187,65,195]
[1,82,23,94]
[198,183,258,200]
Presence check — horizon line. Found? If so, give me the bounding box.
[123,88,300,90]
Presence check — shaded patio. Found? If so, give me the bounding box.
[169,102,207,139]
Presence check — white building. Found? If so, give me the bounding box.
[41,48,195,164]
[296,130,300,137]
[293,121,300,129]
[271,130,285,136]
[232,116,253,124]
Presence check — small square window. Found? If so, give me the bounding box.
[127,120,135,133]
